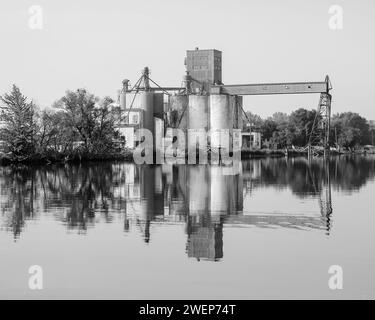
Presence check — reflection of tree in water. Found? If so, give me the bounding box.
[254,159,326,196]
[245,156,375,197]
[0,163,127,238]
[0,166,38,238]
[329,156,375,192]
[40,163,126,231]
[1,156,375,240]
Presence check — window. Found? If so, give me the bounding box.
[132,114,139,124]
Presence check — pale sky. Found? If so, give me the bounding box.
[0,0,374,119]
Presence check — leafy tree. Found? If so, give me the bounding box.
[270,112,289,124]
[91,96,117,153]
[0,85,36,160]
[261,119,278,141]
[34,108,77,156]
[34,108,59,154]
[289,108,317,146]
[53,89,118,155]
[369,120,375,145]
[270,122,296,148]
[332,112,370,148]
[243,111,263,129]
[266,112,292,148]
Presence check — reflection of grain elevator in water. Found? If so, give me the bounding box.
[117,48,333,157]
[117,160,332,261]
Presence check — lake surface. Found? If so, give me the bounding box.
[1,156,375,299]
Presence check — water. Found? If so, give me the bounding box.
[1,156,375,299]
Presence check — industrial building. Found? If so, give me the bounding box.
[242,131,262,151]
[116,48,332,158]
[117,48,242,156]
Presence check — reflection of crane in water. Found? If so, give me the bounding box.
[306,158,333,234]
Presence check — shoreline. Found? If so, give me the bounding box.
[1,149,373,166]
[0,151,134,166]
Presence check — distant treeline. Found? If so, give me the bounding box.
[0,85,374,163]
[0,85,128,163]
[244,110,375,149]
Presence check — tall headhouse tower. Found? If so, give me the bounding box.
[185,48,222,93]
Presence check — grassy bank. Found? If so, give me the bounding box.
[2,148,371,166]
[241,149,306,158]
[0,149,133,165]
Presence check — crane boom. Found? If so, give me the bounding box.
[211,76,331,96]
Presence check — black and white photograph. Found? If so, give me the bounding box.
[0,0,375,307]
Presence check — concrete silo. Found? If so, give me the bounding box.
[187,95,209,151]
[209,94,235,151]
[125,91,155,148]
[119,79,129,110]
[168,94,189,150]
[169,94,188,130]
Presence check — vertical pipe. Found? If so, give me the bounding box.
[142,67,150,90]
[120,79,129,110]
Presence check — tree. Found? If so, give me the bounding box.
[270,112,289,124]
[265,112,294,148]
[0,85,36,160]
[261,119,278,141]
[243,111,263,129]
[332,112,370,148]
[289,108,317,146]
[270,121,296,148]
[53,89,117,155]
[90,96,117,154]
[34,108,77,156]
[369,120,375,145]
[34,108,58,154]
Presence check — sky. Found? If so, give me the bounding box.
[0,0,374,119]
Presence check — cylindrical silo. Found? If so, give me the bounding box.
[188,95,209,130]
[169,95,188,129]
[120,79,129,110]
[169,94,188,150]
[188,95,209,151]
[120,92,126,110]
[126,91,154,134]
[139,92,154,135]
[209,94,235,150]
[126,91,155,150]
